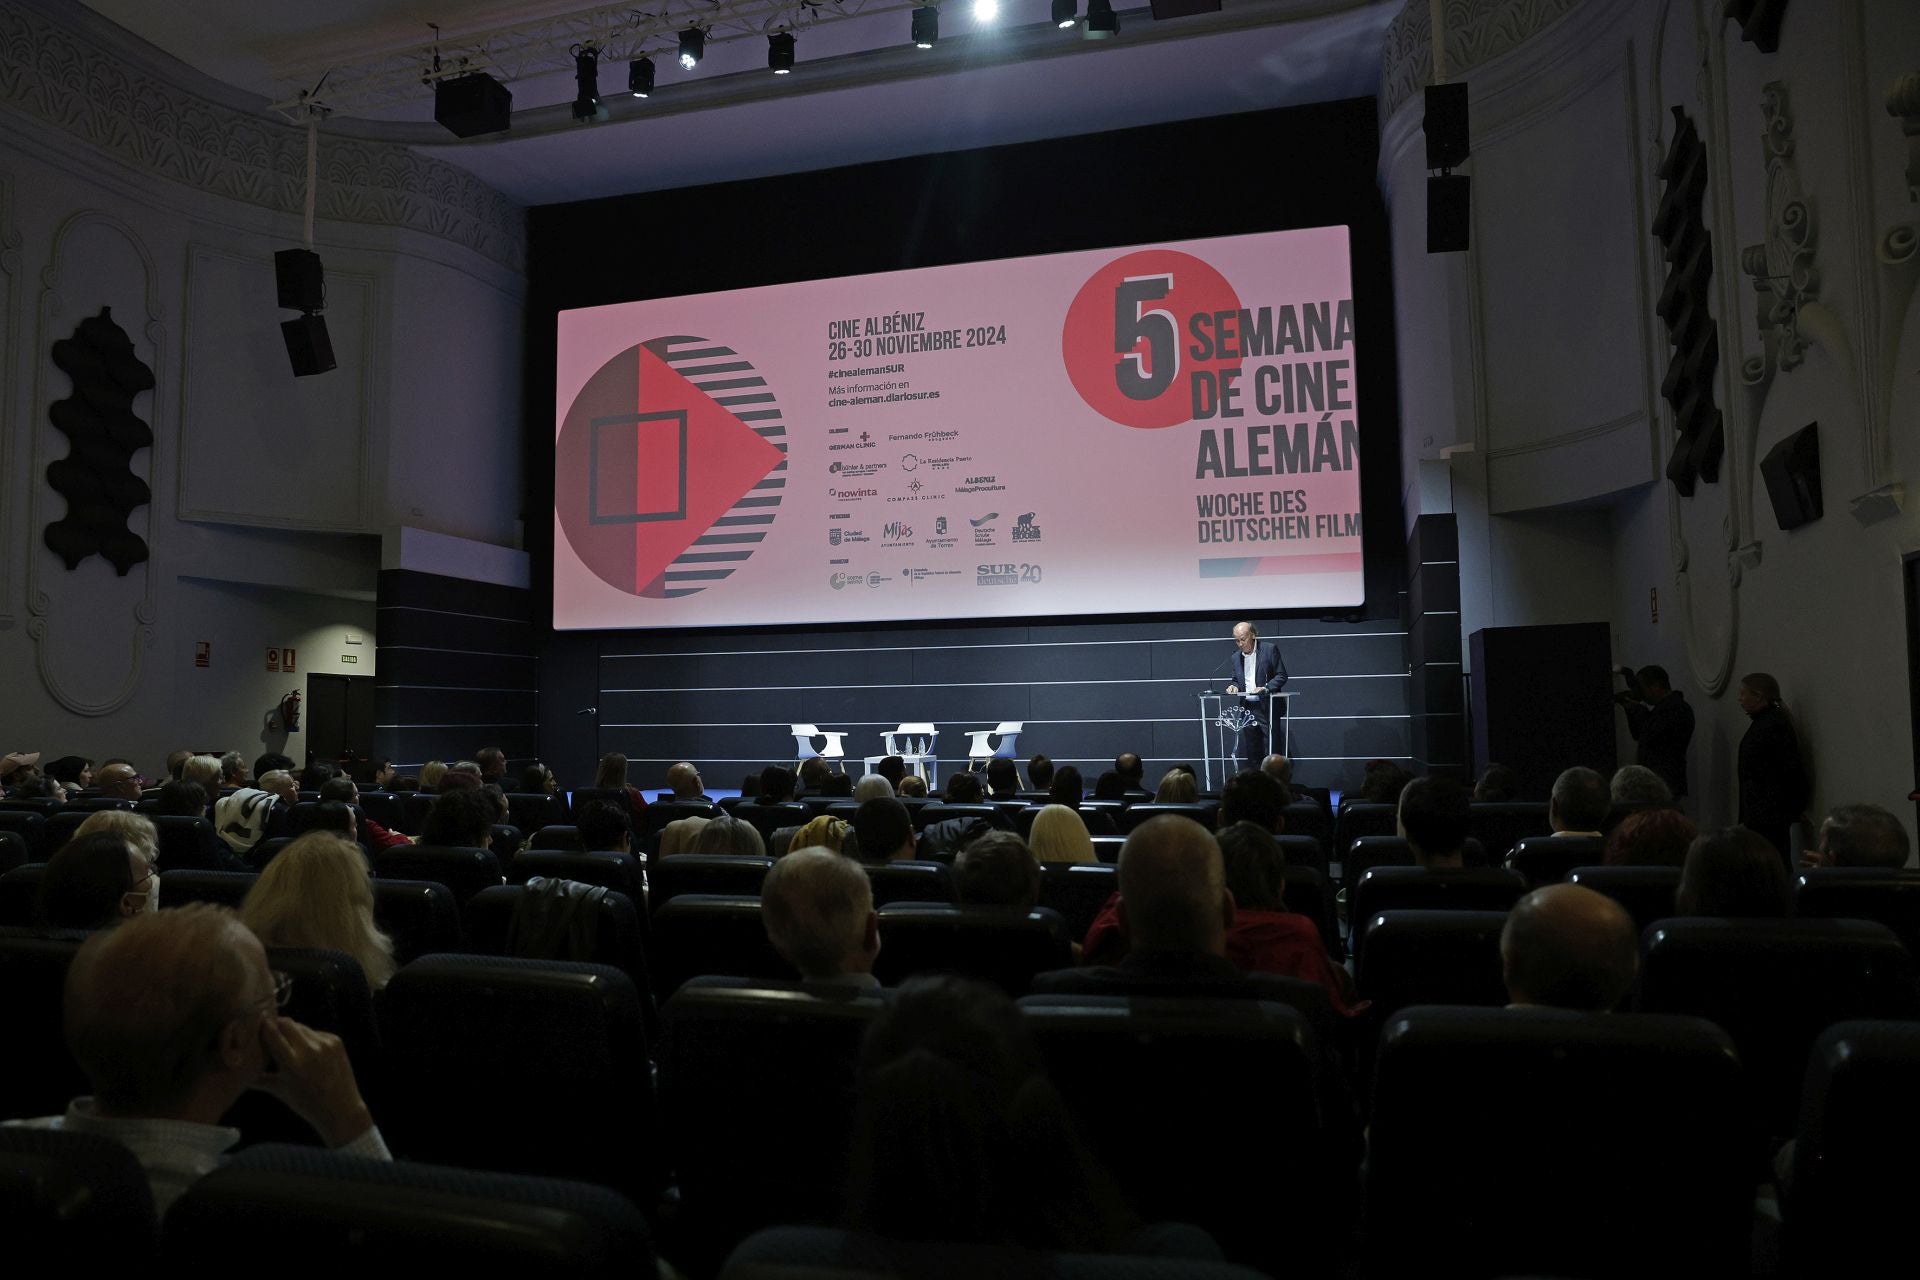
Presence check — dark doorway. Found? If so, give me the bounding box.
[306,674,376,767]
[1903,553,1920,826]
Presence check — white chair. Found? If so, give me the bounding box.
[790,724,848,770]
[963,721,1024,769]
[864,723,939,789]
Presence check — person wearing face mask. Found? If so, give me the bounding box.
[36,829,160,929]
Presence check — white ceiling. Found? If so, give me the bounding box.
[80,0,1397,204]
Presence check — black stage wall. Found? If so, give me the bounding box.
[526,99,1409,792]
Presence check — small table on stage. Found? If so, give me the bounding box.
[1197,692,1294,792]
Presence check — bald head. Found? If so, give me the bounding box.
[761,847,879,979]
[64,904,270,1113]
[854,773,895,803]
[1117,816,1231,955]
[666,762,704,798]
[1500,884,1639,1011]
[96,761,141,801]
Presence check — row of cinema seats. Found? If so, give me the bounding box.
[8,950,1912,1279]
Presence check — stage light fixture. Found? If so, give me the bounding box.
[571,47,603,121]
[973,0,1000,21]
[1051,0,1077,28]
[911,7,938,48]
[768,31,795,74]
[1085,0,1119,37]
[628,57,654,97]
[678,27,704,70]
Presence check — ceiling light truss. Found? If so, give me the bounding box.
[269,0,926,118]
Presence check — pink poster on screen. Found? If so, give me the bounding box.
[553,226,1362,630]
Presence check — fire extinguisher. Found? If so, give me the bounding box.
[280,690,302,733]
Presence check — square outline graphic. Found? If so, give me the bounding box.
[590,410,688,524]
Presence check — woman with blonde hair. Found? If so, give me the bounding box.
[74,809,159,867]
[658,814,711,856]
[789,814,849,855]
[1029,804,1096,864]
[1153,770,1198,804]
[418,760,448,791]
[240,832,397,989]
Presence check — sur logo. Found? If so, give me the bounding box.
[557,337,786,598]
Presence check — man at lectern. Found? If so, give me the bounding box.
[1224,621,1288,773]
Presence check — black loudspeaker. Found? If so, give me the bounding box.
[1760,422,1822,530]
[1425,83,1470,170]
[281,314,337,377]
[435,72,513,138]
[1470,622,1615,801]
[1428,174,1471,254]
[274,249,324,312]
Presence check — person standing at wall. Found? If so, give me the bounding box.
[1736,672,1808,867]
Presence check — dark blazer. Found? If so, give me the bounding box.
[1625,690,1695,797]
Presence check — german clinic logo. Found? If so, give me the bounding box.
[557,336,786,599]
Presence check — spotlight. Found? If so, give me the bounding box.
[973,0,999,21]
[571,47,602,121]
[911,7,938,48]
[1085,0,1118,37]
[1051,0,1077,28]
[768,31,795,74]
[678,27,704,70]
[628,57,654,98]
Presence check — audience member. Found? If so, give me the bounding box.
[218,751,250,790]
[657,815,711,856]
[796,756,832,798]
[984,757,1020,800]
[438,764,483,794]
[181,754,222,793]
[1603,808,1698,868]
[1114,752,1147,794]
[1500,884,1639,1010]
[518,762,558,795]
[822,772,855,798]
[10,770,65,802]
[4,904,390,1212]
[1610,764,1673,808]
[1736,672,1809,865]
[1615,664,1695,800]
[791,814,850,855]
[252,753,295,783]
[944,771,984,804]
[1802,804,1911,870]
[1214,821,1352,1012]
[1093,770,1130,802]
[854,773,895,803]
[475,747,507,785]
[353,758,395,789]
[1355,760,1412,804]
[94,761,142,802]
[874,756,908,791]
[757,765,797,804]
[154,779,210,818]
[1030,804,1095,864]
[37,831,157,929]
[1259,754,1297,803]
[303,802,357,844]
[594,752,651,814]
[241,833,396,990]
[1397,775,1471,868]
[418,760,448,791]
[691,813,767,857]
[75,809,158,868]
[1027,754,1056,791]
[1472,763,1520,803]
[1,750,42,784]
[848,975,1128,1251]
[760,847,880,986]
[317,777,408,849]
[1150,771,1198,804]
[1048,765,1085,808]
[163,748,192,782]
[44,755,93,790]
[953,831,1041,910]
[214,772,296,857]
[1676,827,1794,917]
[896,774,928,798]
[853,797,916,863]
[739,773,761,799]
[1218,769,1287,834]
[1548,767,1610,836]
[576,799,632,854]
[420,788,497,850]
[665,761,709,800]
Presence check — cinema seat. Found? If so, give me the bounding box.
[370,879,463,965]
[1367,1005,1749,1276]
[1343,835,1489,886]
[0,829,29,874]
[1506,834,1606,888]
[1334,801,1397,851]
[0,863,45,925]
[649,894,794,998]
[375,844,505,907]
[504,791,569,834]
[0,1127,156,1266]
[164,1144,654,1275]
[0,929,88,1119]
[720,1227,1270,1280]
[41,810,90,851]
[1277,864,1341,960]
[511,848,645,901]
[150,816,228,872]
[649,855,772,914]
[377,954,663,1203]
[1464,801,1550,862]
[0,809,48,859]
[1566,865,1680,935]
[872,904,1071,996]
[1280,801,1332,858]
[1354,909,1509,1023]
[529,824,584,850]
[462,885,653,1034]
[1793,867,1920,956]
[1275,833,1327,877]
[1038,862,1117,940]
[1347,867,1525,960]
[1787,1020,1920,1272]
[866,860,954,907]
[1117,803,1217,833]
[158,869,256,910]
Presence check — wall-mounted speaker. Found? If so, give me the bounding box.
[281,313,337,377]
[1424,83,1470,171]
[274,249,324,312]
[435,72,513,138]
[1428,173,1470,254]
[1760,422,1822,530]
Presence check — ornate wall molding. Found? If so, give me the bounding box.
[0,1,524,274]
[26,208,161,716]
[1892,70,1920,202]
[1381,0,1587,121]
[0,167,18,631]
[1740,81,1817,384]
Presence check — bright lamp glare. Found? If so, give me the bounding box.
[973,0,999,21]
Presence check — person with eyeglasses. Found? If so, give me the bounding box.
[36,830,159,930]
[4,903,391,1213]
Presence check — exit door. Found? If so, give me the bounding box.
[306,674,375,766]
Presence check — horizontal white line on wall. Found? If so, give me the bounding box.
[375,723,541,730]
[599,713,1413,729]
[600,672,1409,694]
[378,605,531,624]
[375,686,539,693]
[597,755,1418,766]
[603,632,1407,660]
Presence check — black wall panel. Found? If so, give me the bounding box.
[375,570,538,771]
